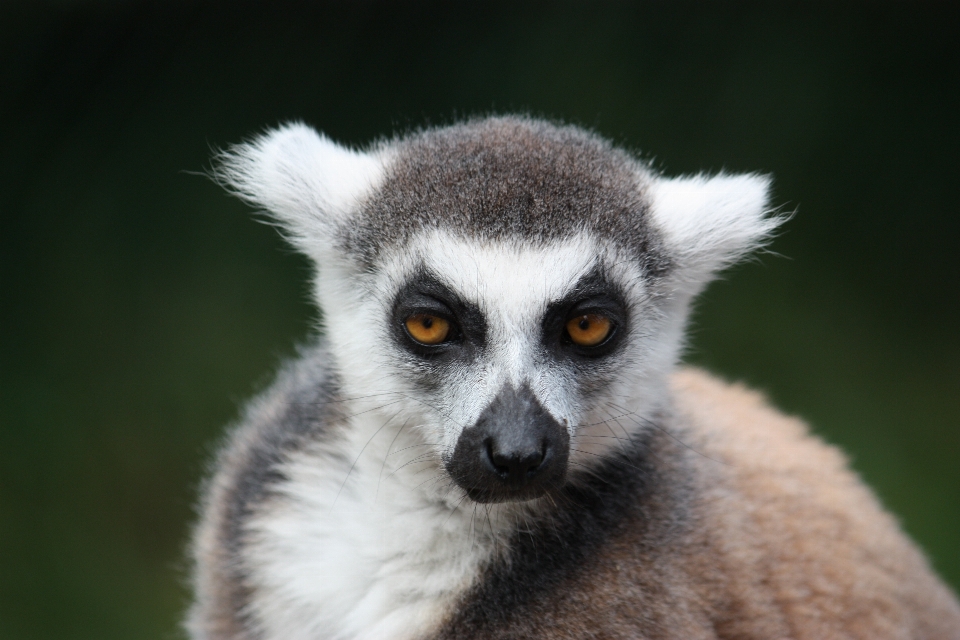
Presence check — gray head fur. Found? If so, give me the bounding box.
[343,117,669,276]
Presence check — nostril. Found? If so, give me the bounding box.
[486,440,548,481]
[525,442,548,475]
[486,440,510,476]
[526,448,545,473]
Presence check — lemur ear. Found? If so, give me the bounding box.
[214,123,385,259]
[648,173,779,288]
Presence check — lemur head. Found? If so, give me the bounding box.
[218,117,776,504]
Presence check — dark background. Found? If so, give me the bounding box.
[1,2,958,638]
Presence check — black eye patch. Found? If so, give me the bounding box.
[390,268,487,360]
[541,269,628,359]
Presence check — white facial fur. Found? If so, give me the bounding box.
[317,231,675,468]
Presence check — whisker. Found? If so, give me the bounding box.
[413,472,448,491]
[599,403,642,454]
[386,451,440,479]
[566,460,613,486]
[337,399,406,421]
[376,418,410,503]
[391,392,468,431]
[605,401,729,466]
[387,442,441,456]
[442,492,472,528]
[569,447,647,473]
[333,408,402,506]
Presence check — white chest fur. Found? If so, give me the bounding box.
[242,411,500,640]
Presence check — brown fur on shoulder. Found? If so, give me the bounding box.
[674,369,960,639]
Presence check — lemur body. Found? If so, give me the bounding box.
[189,117,960,639]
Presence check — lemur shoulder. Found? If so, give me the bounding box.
[188,116,960,639]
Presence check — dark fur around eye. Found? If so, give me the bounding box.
[541,269,628,359]
[390,269,487,360]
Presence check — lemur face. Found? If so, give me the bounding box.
[216,116,775,503]
[367,233,652,502]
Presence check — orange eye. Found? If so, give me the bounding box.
[566,314,612,347]
[405,314,451,345]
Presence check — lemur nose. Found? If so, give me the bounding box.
[486,438,546,481]
[446,384,570,503]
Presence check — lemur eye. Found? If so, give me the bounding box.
[566,314,612,347]
[405,314,451,345]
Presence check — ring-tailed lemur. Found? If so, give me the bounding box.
[188,116,960,639]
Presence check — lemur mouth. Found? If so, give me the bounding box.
[445,385,570,504]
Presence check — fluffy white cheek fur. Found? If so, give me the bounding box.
[243,432,498,640]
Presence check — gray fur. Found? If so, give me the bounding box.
[345,116,670,275]
[188,342,344,639]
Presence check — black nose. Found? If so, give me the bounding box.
[446,384,569,503]
[486,438,544,481]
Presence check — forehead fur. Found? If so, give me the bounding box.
[380,231,626,310]
[342,117,669,275]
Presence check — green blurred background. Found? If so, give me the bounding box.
[1,2,958,638]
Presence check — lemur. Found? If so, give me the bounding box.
[188,116,960,639]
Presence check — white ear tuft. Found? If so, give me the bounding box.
[214,123,386,256]
[648,173,780,286]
